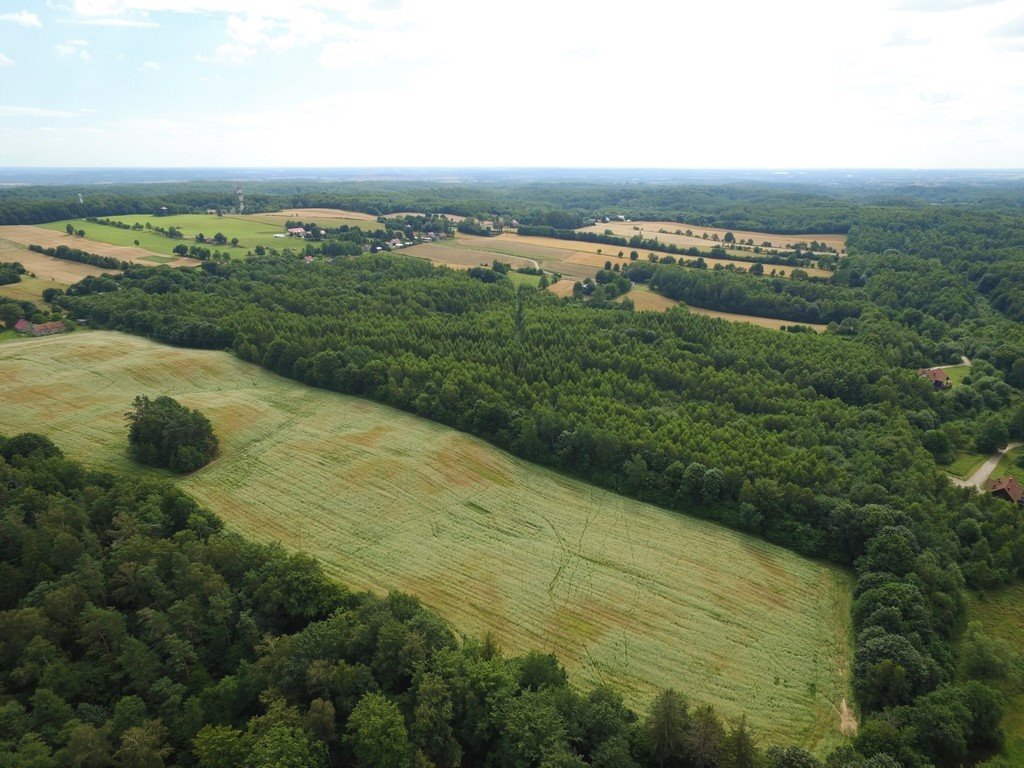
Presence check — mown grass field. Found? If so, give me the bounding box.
[966,583,1024,765]
[942,451,989,480]
[38,214,301,258]
[944,364,972,387]
[0,331,855,754]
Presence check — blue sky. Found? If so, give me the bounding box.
[1,0,1023,167]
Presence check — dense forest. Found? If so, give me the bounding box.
[0,433,919,768]
[55,250,1024,765]
[6,176,1024,766]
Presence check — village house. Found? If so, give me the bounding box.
[916,367,951,389]
[987,476,1024,505]
[14,319,67,337]
[287,227,307,237]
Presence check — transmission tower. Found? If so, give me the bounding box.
[236,184,244,214]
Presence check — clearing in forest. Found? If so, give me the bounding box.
[409,232,831,280]
[0,332,855,755]
[578,220,846,256]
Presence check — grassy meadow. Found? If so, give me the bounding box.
[943,364,972,387]
[38,214,305,258]
[942,451,989,480]
[966,583,1024,765]
[989,446,1024,485]
[0,331,855,754]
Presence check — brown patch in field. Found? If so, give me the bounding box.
[838,698,858,735]
[0,226,201,268]
[344,424,395,449]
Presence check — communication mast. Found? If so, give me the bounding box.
[78,193,84,204]
[236,184,244,214]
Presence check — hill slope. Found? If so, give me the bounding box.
[0,331,854,753]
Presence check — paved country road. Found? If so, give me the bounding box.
[949,442,1022,490]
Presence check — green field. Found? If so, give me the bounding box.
[990,446,1024,486]
[966,583,1024,765]
[942,450,988,479]
[0,331,855,754]
[945,364,972,387]
[0,276,49,304]
[39,214,306,258]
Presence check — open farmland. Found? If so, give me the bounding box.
[578,220,846,256]
[965,584,1024,764]
[3,225,201,267]
[0,237,114,283]
[408,231,832,280]
[0,331,855,754]
[36,214,291,260]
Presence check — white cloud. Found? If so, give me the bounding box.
[894,0,1001,10]
[141,60,159,70]
[54,39,93,60]
[0,53,12,67]
[72,17,159,27]
[885,28,930,45]
[0,105,76,118]
[0,11,42,27]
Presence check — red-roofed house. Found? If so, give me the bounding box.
[30,321,66,336]
[14,318,31,333]
[987,476,1024,505]
[917,368,951,389]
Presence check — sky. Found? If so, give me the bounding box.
[0,0,1022,168]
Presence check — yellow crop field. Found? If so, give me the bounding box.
[579,220,847,255]
[0,332,855,755]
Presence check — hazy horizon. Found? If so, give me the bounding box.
[1,1,1022,169]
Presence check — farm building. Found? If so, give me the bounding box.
[987,476,1024,505]
[14,320,67,337]
[287,227,306,237]
[916,367,951,389]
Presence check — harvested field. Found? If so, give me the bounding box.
[617,286,680,312]
[0,331,855,755]
[507,233,834,279]
[2,225,201,268]
[0,240,113,283]
[579,220,847,255]
[405,242,538,271]
[546,278,576,297]
[686,305,828,332]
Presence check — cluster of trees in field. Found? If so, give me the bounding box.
[0,433,865,768]
[626,265,858,326]
[27,244,129,272]
[0,261,25,286]
[126,395,219,473]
